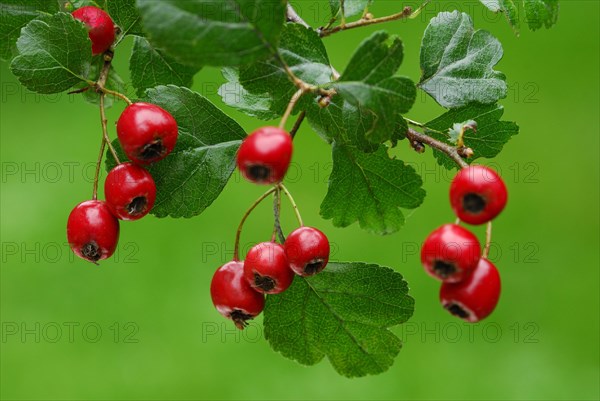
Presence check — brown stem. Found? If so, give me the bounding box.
[91,51,117,199]
[95,50,132,105]
[290,111,306,140]
[279,88,305,129]
[234,187,278,261]
[407,128,469,169]
[320,6,413,37]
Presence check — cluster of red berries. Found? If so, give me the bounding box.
[420,166,508,323]
[67,102,178,263]
[66,6,180,263]
[211,127,330,329]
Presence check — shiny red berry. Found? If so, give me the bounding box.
[210,261,265,330]
[67,200,120,263]
[244,242,294,294]
[237,127,293,184]
[72,6,115,55]
[421,224,481,283]
[440,258,501,323]
[104,162,156,220]
[450,166,508,225]
[117,102,178,165]
[284,227,330,276]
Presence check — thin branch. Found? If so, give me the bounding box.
[320,6,413,37]
[100,87,133,105]
[97,53,121,164]
[279,88,305,129]
[95,51,132,105]
[290,111,306,139]
[407,128,469,169]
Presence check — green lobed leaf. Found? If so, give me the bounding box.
[107,0,144,39]
[334,31,416,144]
[130,36,198,97]
[219,68,280,121]
[220,23,333,118]
[329,0,372,19]
[10,12,92,94]
[264,261,414,378]
[425,103,519,169]
[419,11,506,109]
[137,0,287,67]
[479,0,520,33]
[523,0,559,30]
[306,98,378,153]
[334,78,416,144]
[106,85,245,218]
[0,0,60,61]
[321,143,425,235]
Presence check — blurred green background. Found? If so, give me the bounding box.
[1,1,598,400]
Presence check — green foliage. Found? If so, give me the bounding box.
[329,0,372,19]
[10,12,91,94]
[264,262,414,378]
[321,144,425,235]
[220,23,333,118]
[0,0,557,379]
[419,11,506,108]
[107,0,143,39]
[106,86,245,218]
[307,99,379,153]
[523,0,559,30]
[334,31,416,144]
[219,68,280,121]
[129,36,198,97]
[0,0,60,61]
[136,0,287,67]
[480,0,559,32]
[425,103,519,169]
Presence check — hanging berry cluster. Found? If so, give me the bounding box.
[420,166,508,323]
[65,7,178,264]
[211,127,331,329]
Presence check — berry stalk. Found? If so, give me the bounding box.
[233,187,278,261]
[279,184,304,227]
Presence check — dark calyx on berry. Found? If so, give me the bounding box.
[127,196,147,216]
[139,139,166,161]
[248,165,271,182]
[81,242,101,262]
[230,310,254,330]
[434,260,457,278]
[304,259,325,275]
[253,273,276,292]
[463,193,486,213]
[445,303,470,319]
